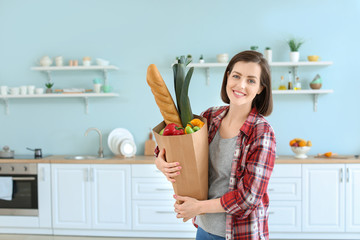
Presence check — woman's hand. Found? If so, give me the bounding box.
[173,195,202,222]
[155,148,181,183]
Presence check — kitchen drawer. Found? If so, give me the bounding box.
[268,178,301,201]
[132,200,195,231]
[132,164,164,178]
[132,178,174,200]
[268,201,301,232]
[272,164,301,178]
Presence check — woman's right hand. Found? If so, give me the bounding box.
[155,148,181,183]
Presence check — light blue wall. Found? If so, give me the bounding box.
[0,0,359,156]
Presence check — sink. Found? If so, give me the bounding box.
[64,155,111,160]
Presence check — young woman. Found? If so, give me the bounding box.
[155,51,276,240]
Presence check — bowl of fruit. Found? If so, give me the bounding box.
[289,138,312,159]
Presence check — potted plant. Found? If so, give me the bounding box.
[187,54,192,63]
[45,82,54,93]
[287,38,304,62]
[199,54,205,63]
[264,47,272,62]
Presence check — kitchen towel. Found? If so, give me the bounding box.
[0,177,13,201]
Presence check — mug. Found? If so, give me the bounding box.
[20,86,27,95]
[28,85,35,95]
[0,86,8,95]
[94,83,102,93]
[55,56,63,66]
[35,88,44,94]
[102,85,112,93]
[10,87,20,95]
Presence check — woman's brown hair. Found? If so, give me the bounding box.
[220,50,273,116]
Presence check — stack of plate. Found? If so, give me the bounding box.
[108,128,137,157]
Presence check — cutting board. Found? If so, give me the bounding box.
[315,155,352,159]
[144,131,156,156]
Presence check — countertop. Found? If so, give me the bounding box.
[0,155,359,164]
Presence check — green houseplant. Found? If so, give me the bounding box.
[45,82,54,93]
[287,38,304,62]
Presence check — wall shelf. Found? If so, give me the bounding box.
[272,89,334,112]
[31,65,119,83]
[1,93,119,115]
[187,61,333,85]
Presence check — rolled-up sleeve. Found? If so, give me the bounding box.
[220,130,276,219]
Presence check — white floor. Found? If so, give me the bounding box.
[0,235,191,240]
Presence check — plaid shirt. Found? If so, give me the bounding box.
[154,106,276,240]
[202,106,276,240]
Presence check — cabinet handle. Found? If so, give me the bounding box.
[41,167,45,181]
[84,169,89,182]
[269,211,275,215]
[155,188,173,191]
[340,168,343,183]
[156,211,174,214]
[90,168,94,182]
[347,168,349,183]
[268,188,274,191]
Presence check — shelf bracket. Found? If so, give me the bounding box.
[205,68,210,85]
[313,94,319,112]
[84,97,89,114]
[103,69,108,85]
[2,98,9,115]
[46,70,52,83]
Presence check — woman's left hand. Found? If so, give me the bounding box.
[173,195,202,222]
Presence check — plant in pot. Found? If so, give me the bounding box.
[287,38,304,62]
[45,82,54,93]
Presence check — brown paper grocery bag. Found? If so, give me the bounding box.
[153,116,208,201]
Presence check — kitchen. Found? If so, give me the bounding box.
[0,0,359,239]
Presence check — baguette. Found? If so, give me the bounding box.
[146,64,183,127]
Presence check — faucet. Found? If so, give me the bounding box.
[85,128,104,158]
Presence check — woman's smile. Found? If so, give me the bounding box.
[233,89,246,98]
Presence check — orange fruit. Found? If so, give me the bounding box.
[324,152,332,157]
[306,141,312,147]
[289,140,297,146]
[299,140,307,147]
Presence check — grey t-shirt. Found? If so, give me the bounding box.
[195,130,237,237]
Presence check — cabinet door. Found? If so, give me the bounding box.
[346,164,360,232]
[51,164,91,229]
[302,164,345,232]
[38,163,52,228]
[268,201,301,232]
[91,164,131,230]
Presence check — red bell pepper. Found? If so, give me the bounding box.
[163,123,184,136]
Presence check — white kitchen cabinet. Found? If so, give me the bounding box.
[302,164,345,232]
[51,164,131,230]
[131,164,196,235]
[268,201,301,232]
[91,164,131,230]
[38,163,52,229]
[346,164,360,232]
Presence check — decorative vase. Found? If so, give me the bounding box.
[290,52,300,62]
[264,49,272,62]
[46,88,52,93]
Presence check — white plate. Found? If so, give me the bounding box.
[108,128,134,155]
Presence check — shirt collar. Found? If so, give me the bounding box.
[213,106,259,137]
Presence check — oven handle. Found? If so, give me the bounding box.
[12,177,36,181]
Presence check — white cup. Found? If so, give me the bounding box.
[55,56,63,67]
[83,60,91,66]
[28,85,35,95]
[10,87,20,95]
[0,86,8,95]
[35,88,44,94]
[94,83,102,93]
[20,86,27,95]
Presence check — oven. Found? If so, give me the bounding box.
[0,163,38,216]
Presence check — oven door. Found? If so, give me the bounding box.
[0,175,38,216]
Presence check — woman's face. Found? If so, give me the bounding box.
[226,61,263,109]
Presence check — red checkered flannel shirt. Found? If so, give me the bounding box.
[155,106,276,240]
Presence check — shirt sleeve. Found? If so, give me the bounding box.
[220,129,276,219]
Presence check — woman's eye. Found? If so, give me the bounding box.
[232,75,240,79]
[248,79,256,84]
